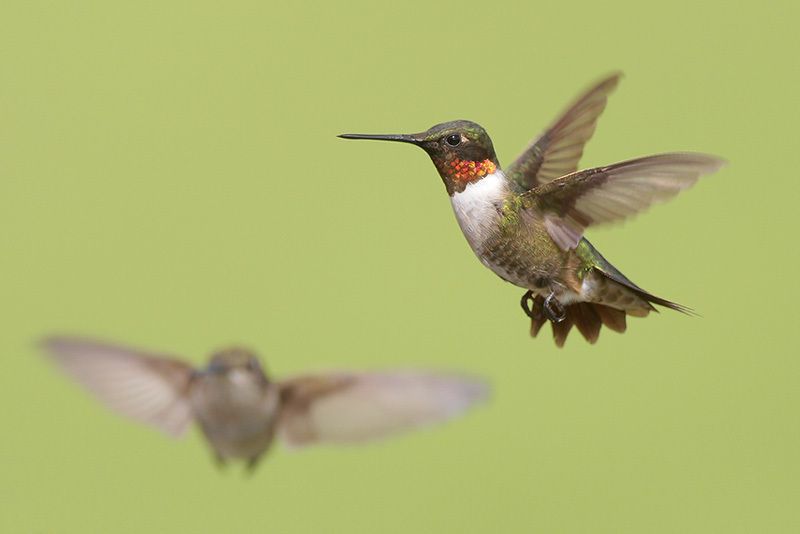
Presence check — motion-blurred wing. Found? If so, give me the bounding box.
[527,153,725,250]
[506,72,622,191]
[42,336,196,437]
[277,371,488,447]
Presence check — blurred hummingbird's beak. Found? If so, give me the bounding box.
[337,133,421,145]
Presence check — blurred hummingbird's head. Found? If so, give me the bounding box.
[206,347,268,383]
[339,120,499,195]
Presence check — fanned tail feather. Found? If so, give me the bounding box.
[528,285,690,347]
[528,296,630,347]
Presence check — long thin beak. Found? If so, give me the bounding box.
[337,133,421,145]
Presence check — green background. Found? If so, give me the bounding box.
[1,1,798,532]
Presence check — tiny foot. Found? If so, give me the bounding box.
[544,293,567,323]
[520,290,541,319]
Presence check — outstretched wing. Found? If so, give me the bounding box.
[506,72,622,191]
[276,371,488,447]
[42,336,196,437]
[526,153,726,250]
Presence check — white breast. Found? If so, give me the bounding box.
[449,171,507,251]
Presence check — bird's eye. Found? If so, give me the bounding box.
[445,134,461,147]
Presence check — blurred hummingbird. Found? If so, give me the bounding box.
[42,336,487,471]
[339,73,725,346]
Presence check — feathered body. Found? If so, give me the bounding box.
[189,349,280,464]
[43,338,487,471]
[341,73,724,346]
[449,168,673,345]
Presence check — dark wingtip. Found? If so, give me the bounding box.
[636,290,698,317]
[661,301,700,317]
[602,70,624,85]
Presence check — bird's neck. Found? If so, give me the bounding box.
[450,170,512,217]
[435,156,500,195]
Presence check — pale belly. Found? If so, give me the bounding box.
[449,172,571,294]
[190,377,280,460]
[449,174,653,311]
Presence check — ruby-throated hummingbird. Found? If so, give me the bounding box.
[42,336,487,471]
[339,73,725,346]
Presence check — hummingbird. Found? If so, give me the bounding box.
[42,336,487,471]
[339,73,725,346]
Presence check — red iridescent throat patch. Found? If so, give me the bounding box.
[447,158,497,184]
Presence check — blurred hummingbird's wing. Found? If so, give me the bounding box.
[506,73,622,191]
[42,336,196,437]
[276,371,488,447]
[525,153,725,250]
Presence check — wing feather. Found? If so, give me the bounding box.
[42,336,196,437]
[507,73,622,190]
[530,153,726,250]
[277,371,488,447]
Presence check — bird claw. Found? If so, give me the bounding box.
[521,290,567,323]
[520,290,541,319]
[544,293,566,323]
